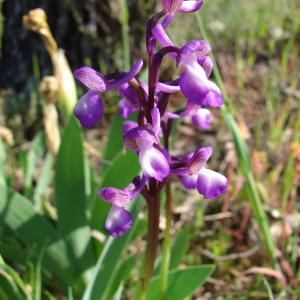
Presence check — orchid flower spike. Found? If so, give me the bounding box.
[73,0,227,237]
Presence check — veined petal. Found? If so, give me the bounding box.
[192,108,211,129]
[162,0,183,12]
[180,174,198,189]
[74,91,104,128]
[74,59,143,93]
[139,147,170,181]
[74,67,106,92]
[197,168,227,199]
[197,56,213,78]
[105,207,132,237]
[99,187,130,207]
[179,0,203,12]
[188,146,213,174]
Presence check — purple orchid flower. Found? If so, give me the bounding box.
[73,59,143,127]
[73,0,227,237]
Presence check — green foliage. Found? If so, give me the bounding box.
[146,265,215,300]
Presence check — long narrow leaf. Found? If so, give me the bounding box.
[55,116,95,276]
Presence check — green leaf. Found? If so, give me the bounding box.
[24,132,44,197]
[91,151,140,232]
[55,116,95,276]
[169,228,191,270]
[146,265,215,300]
[0,180,75,284]
[104,255,136,299]
[103,114,124,162]
[83,199,144,300]
[33,153,54,210]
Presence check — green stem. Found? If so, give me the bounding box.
[159,180,172,299]
[137,192,160,300]
[195,13,277,264]
[121,1,130,70]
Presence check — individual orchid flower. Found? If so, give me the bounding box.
[73,59,143,127]
[99,176,147,237]
[173,146,227,199]
[124,109,170,182]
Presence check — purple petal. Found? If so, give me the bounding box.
[157,82,181,93]
[179,64,224,107]
[152,24,174,48]
[180,174,198,189]
[73,67,106,92]
[139,147,170,181]
[192,108,211,129]
[197,56,213,78]
[74,91,104,128]
[179,0,203,13]
[177,40,211,66]
[99,187,130,207]
[105,59,144,91]
[105,207,132,237]
[125,125,157,151]
[74,60,143,94]
[119,98,137,118]
[196,168,228,199]
[151,107,161,136]
[188,146,213,174]
[123,120,138,137]
[162,0,183,12]
[118,82,139,103]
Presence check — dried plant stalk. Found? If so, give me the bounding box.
[39,76,60,154]
[23,9,76,118]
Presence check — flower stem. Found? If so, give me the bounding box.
[137,191,160,300]
[159,179,172,299]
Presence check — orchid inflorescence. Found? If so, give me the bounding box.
[73,0,227,238]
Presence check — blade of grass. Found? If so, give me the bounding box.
[195,13,276,264]
[55,116,95,279]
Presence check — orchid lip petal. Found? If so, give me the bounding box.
[192,108,211,129]
[196,168,228,199]
[74,91,104,128]
[105,206,132,237]
[139,147,170,181]
[180,174,198,189]
[179,0,203,13]
[179,64,224,107]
